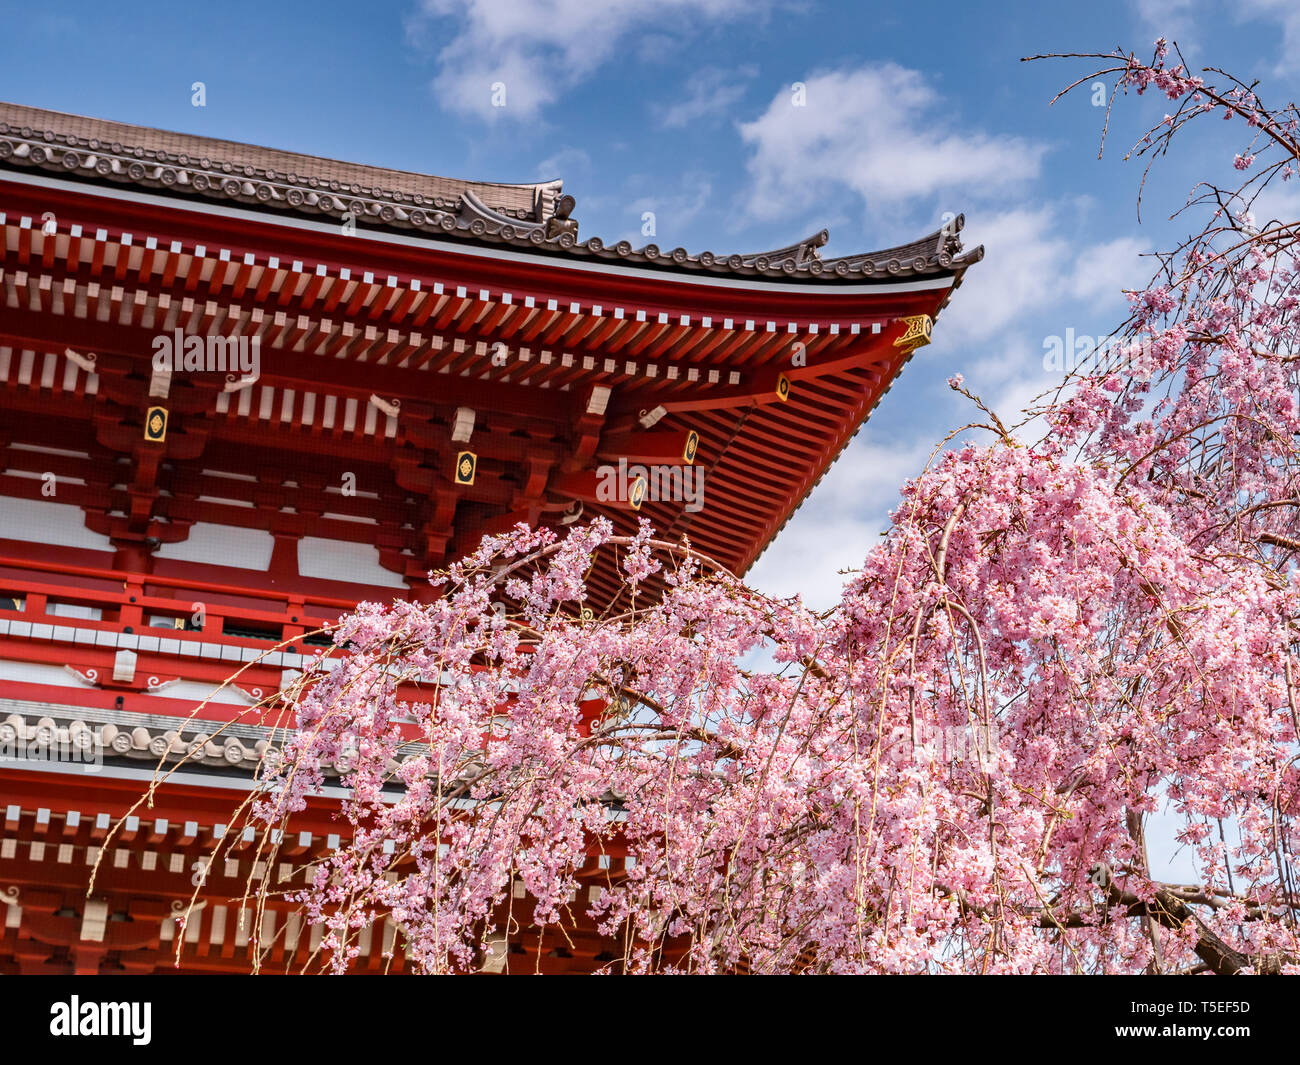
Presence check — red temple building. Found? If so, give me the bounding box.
[0,101,980,973]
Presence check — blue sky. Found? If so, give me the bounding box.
[2,0,1298,608]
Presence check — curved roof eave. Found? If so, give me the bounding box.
[0,102,983,289]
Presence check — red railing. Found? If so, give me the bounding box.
[0,554,359,657]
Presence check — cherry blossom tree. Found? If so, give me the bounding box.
[148,41,1300,974]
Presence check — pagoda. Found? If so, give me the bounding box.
[0,102,981,973]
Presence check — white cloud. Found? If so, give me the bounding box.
[934,211,1147,442]
[960,339,1063,445]
[1238,0,1300,76]
[1134,0,1199,49]
[535,146,591,181]
[736,64,1046,222]
[939,207,1068,343]
[939,207,1147,345]
[617,173,715,245]
[1068,235,1150,305]
[747,437,939,608]
[1138,1,1300,81]
[409,0,766,120]
[1247,177,1300,229]
[654,65,756,128]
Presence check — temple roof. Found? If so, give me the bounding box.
[0,101,983,286]
[0,101,561,223]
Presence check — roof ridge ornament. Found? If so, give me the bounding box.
[459,189,546,236]
[544,194,578,241]
[458,190,578,244]
[737,229,830,270]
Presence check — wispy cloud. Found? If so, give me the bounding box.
[654,65,757,128]
[1134,0,1199,49]
[618,172,716,245]
[1239,0,1300,76]
[408,0,769,120]
[535,146,592,181]
[1140,0,1300,77]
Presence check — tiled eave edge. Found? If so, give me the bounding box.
[0,124,984,285]
[0,697,628,810]
[0,695,411,780]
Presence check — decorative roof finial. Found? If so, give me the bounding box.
[545,194,578,240]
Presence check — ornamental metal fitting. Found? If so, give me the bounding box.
[893,314,933,352]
